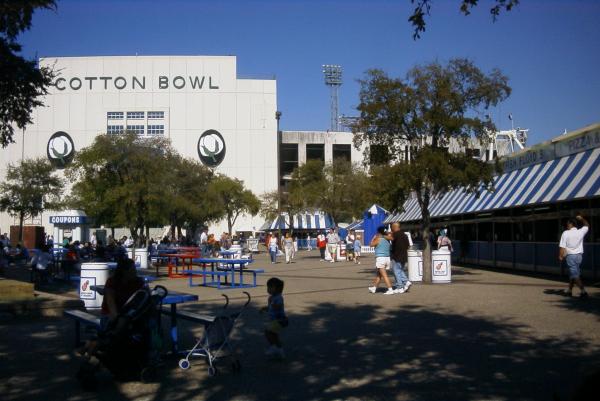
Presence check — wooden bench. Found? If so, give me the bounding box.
[64,309,102,347]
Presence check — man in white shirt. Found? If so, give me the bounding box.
[558,215,589,298]
[200,229,208,255]
[326,228,340,263]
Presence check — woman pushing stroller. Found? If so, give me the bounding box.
[77,258,165,388]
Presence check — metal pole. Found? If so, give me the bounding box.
[276,111,282,239]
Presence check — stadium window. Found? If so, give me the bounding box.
[306,144,325,162]
[280,143,299,176]
[126,111,145,119]
[126,125,145,135]
[106,125,124,135]
[147,111,164,119]
[147,125,164,135]
[107,112,123,119]
[332,144,351,163]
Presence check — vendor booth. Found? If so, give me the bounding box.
[362,204,389,244]
[49,210,90,246]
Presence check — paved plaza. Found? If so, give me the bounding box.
[1,251,599,401]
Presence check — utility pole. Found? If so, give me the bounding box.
[275,111,282,238]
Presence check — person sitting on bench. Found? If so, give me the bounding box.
[80,258,144,357]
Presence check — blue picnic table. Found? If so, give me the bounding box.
[187,257,260,289]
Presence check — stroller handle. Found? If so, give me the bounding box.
[243,291,251,307]
[221,294,229,309]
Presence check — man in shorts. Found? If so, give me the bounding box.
[326,228,340,263]
[558,215,589,298]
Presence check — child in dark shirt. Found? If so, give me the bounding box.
[261,277,288,359]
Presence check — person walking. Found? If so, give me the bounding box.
[317,232,327,261]
[353,235,362,265]
[326,228,340,263]
[437,228,453,251]
[390,222,412,294]
[283,233,294,264]
[559,215,590,298]
[268,234,279,264]
[306,234,312,251]
[368,226,395,295]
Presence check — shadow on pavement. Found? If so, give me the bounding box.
[544,289,600,320]
[2,301,599,401]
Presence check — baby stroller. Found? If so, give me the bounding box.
[77,285,168,388]
[178,292,251,376]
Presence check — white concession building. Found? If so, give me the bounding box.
[0,55,278,239]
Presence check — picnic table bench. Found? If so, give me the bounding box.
[63,309,102,346]
[185,258,264,289]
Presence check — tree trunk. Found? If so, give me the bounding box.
[18,211,25,243]
[145,226,150,247]
[421,206,433,283]
[227,213,233,236]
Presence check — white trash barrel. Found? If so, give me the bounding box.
[432,249,452,283]
[80,262,111,310]
[407,250,423,282]
[127,248,148,269]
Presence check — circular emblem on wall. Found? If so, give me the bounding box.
[47,131,75,168]
[197,129,226,167]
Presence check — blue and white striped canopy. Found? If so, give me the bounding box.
[346,220,364,230]
[385,147,600,223]
[263,212,336,231]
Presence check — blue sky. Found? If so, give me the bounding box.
[20,0,600,145]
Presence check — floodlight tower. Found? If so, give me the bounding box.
[322,64,342,131]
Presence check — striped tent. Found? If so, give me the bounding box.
[346,220,364,230]
[261,211,336,231]
[385,146,600,223]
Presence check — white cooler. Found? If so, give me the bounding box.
[79,262,112,310]
[431,249,452,283]
[127,248,148,269]
[407,250,423,282]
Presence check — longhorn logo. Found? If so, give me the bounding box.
[47,131,75,168]
[197,130,226,167]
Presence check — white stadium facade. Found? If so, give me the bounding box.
[1,55,280,240]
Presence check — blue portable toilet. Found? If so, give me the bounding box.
[362,204,390,245]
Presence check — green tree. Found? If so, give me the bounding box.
[286,159,374,224]
[260,189,304,235]
[165,155,223,240]
[0,158,63,242]
[408,0,519,39]
[208,176,260,235]
[354,59,509,282]
[0,0,57,147]
[67,132,174,246]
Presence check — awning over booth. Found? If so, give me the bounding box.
[386,146,600,223]
[260,211,335,231]
[346,220,364,230]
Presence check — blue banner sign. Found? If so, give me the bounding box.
[49,215,87,225]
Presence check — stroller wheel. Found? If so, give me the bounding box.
[232,360,241,373]
[208,366,217,376]
[178,359,191,370]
